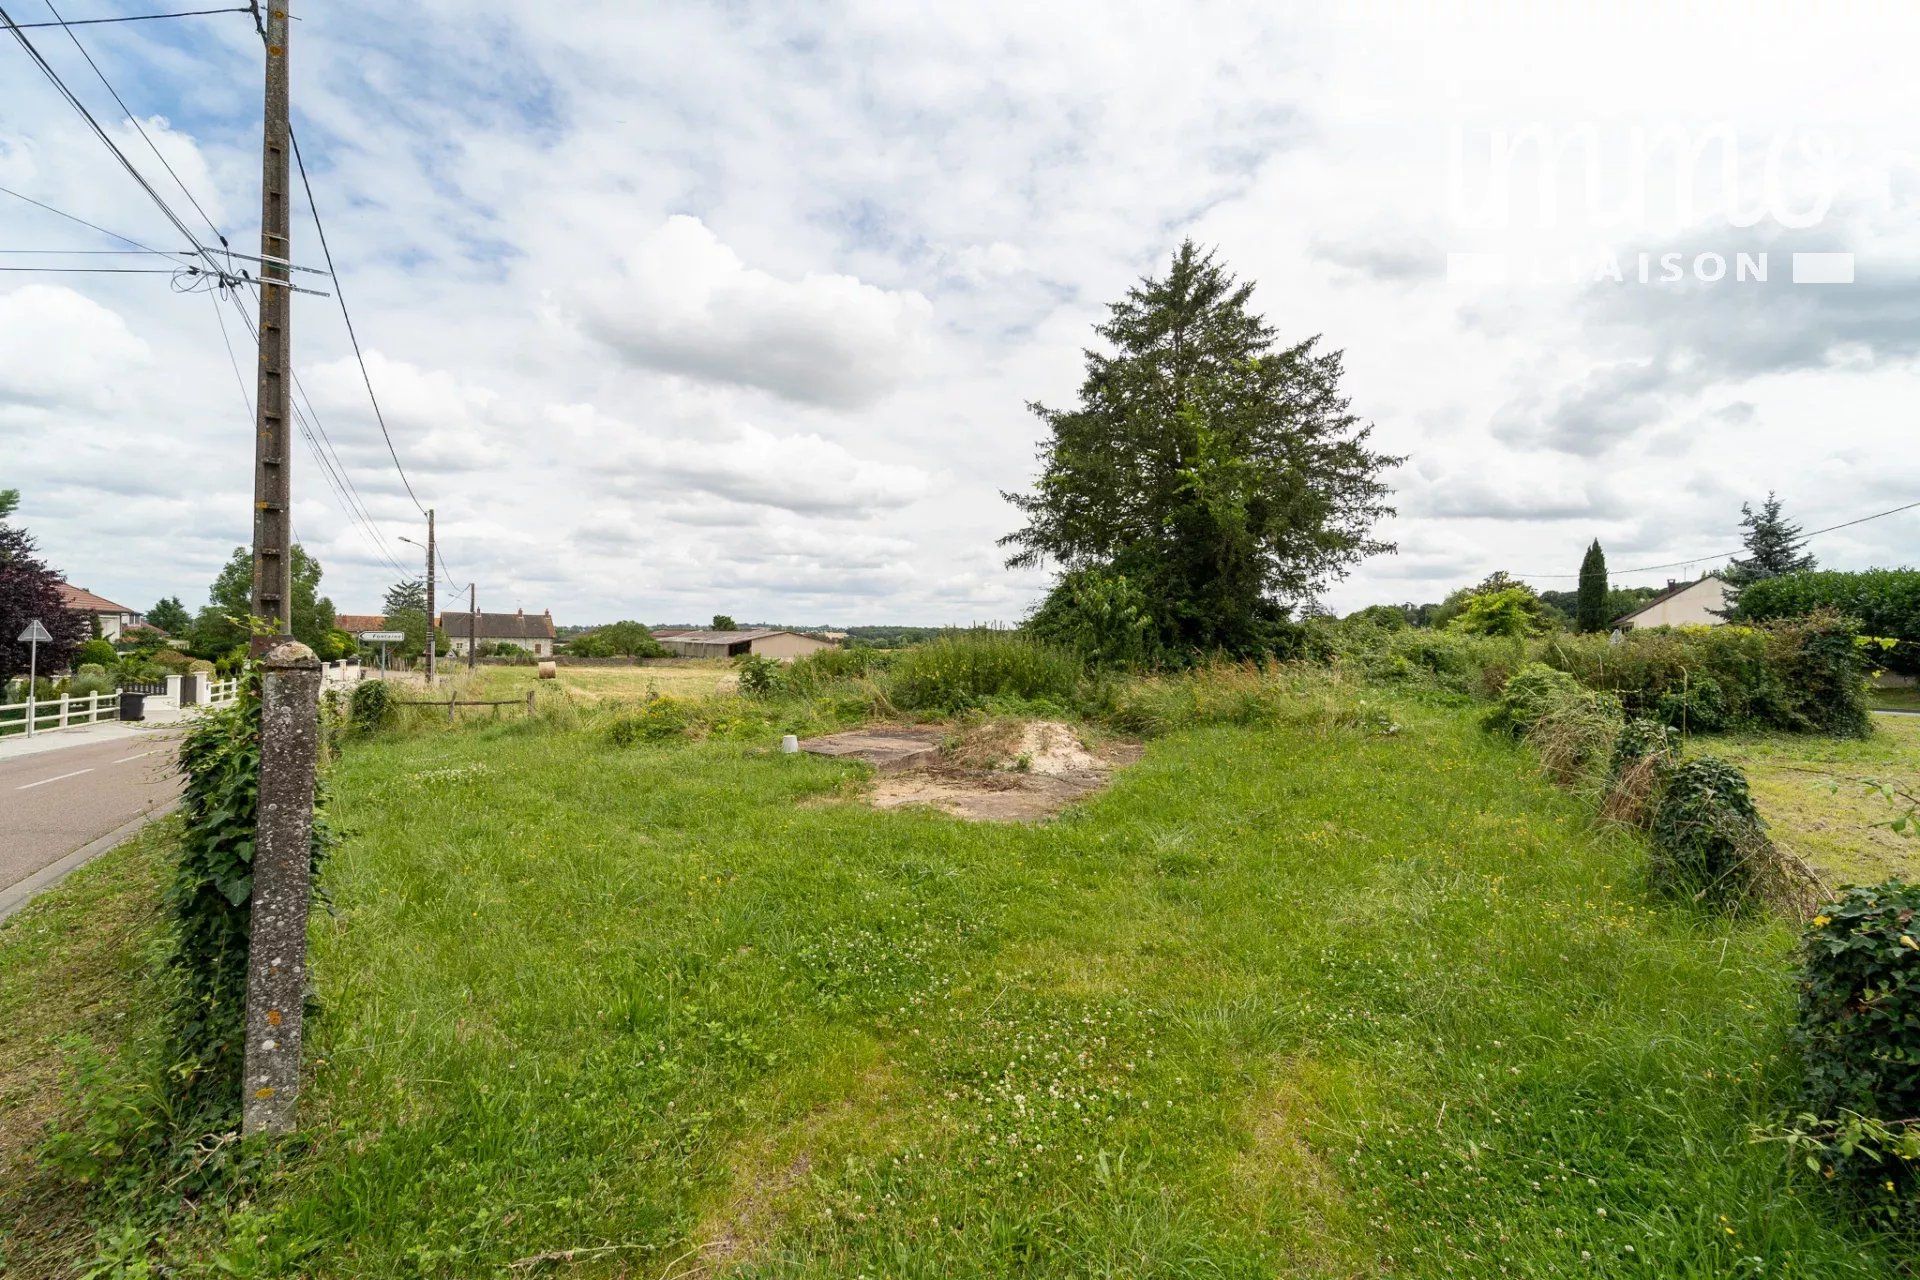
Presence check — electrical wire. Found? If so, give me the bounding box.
[288,124,429,518]
[40,0,227,249]
[4,6,249,30]
[1519,498,1920,579]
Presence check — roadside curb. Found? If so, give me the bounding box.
[0,800,178,926]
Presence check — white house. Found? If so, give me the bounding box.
[1613,576,1732,629]
[55,582,144,639]
[439,608,557,656]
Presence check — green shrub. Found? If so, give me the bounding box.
[607,695,695,745]
[1610,717,1677,780]
[1485,662,1581,736]
[349,679,396,735]
[1024,566,1165,669]
[1738,569,1920,671]
[1648,756,1771,910]
[74,638,119,669]
[1655,673,1728,733]
[68,671,116,697]
[1792,879,1920,1227]
[885,631,1083,712]
[734,653,785,698]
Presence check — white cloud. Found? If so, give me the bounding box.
[6,2,1919,624]
[0,286,149,413]
[568,215,933,408]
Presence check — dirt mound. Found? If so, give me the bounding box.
[866,720,1138,823]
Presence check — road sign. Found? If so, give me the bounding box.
[358,631,405,643]
[16,620,51,644]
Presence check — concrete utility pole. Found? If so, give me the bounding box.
[468,581,477,672]
[425,508,436,684]
[248,0,294,656]
[241,641,322,1136]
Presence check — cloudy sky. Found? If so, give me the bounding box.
[3,2,1916,627]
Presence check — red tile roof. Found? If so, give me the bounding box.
[55,582,137,614]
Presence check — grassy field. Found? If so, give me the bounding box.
[466,659,736,703]
[0,684,1900,1276]
[1870,685,1920,712]
[1713,714,1920,885]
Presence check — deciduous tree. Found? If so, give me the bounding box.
[0,489,87,679]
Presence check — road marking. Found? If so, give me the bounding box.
[112,750,160,764]
[17,767,93,790]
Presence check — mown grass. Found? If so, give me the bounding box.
[1,681,1899,1276]
[1714,715,1920,884]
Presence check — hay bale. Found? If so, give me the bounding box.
[537,660,558,680]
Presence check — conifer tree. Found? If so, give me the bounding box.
[1576,539,1609,632]
[1726,492,1816,588]
[1002,241,1399,654]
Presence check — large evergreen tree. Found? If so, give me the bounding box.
[1002,242,1399,654]
[1726,491,1816,587]
[147,594,191,635]
[1576,539,1609,632]
[383,577,427,616]
[0,489,87,679]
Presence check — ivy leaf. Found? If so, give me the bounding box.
[217,874,252,906]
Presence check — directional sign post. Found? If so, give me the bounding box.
[359,630,405,677]
[17,619,51,738]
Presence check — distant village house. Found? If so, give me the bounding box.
[56,583,144,639]
[440,607,557,657]
[1613,576,1731,630]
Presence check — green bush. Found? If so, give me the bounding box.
[1655,673,1728,733]
[884,631,1083,712]
[607,695,695,745]
[349,679,396,735]
[75,638,119,669]
[1485,662,1581,736]
[1648,756,1770,910]
[1024,566,1165,669]
[1610,717,1677,781]
[734,653,784,698]
[1738,569,1920,672]
[69,670,116,697]
[1792,879,1920,1227]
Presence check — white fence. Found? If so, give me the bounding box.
[207,677,240,707]
[0,689,120,738]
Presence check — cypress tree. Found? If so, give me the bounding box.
[1576,539,1609,632]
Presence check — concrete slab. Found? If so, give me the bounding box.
[798,725,945,774]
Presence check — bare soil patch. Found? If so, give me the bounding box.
[850,720,1138,823]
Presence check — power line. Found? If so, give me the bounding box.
[0,5,215,266]
[0,181,172,254]
[4,5,249,29]
[1520,497,1920,579]
[288,124,429,517]
[40,0,226,248]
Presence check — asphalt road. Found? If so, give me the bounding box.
[0,731,182,901]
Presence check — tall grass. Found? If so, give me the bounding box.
[883,630,1083,712]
